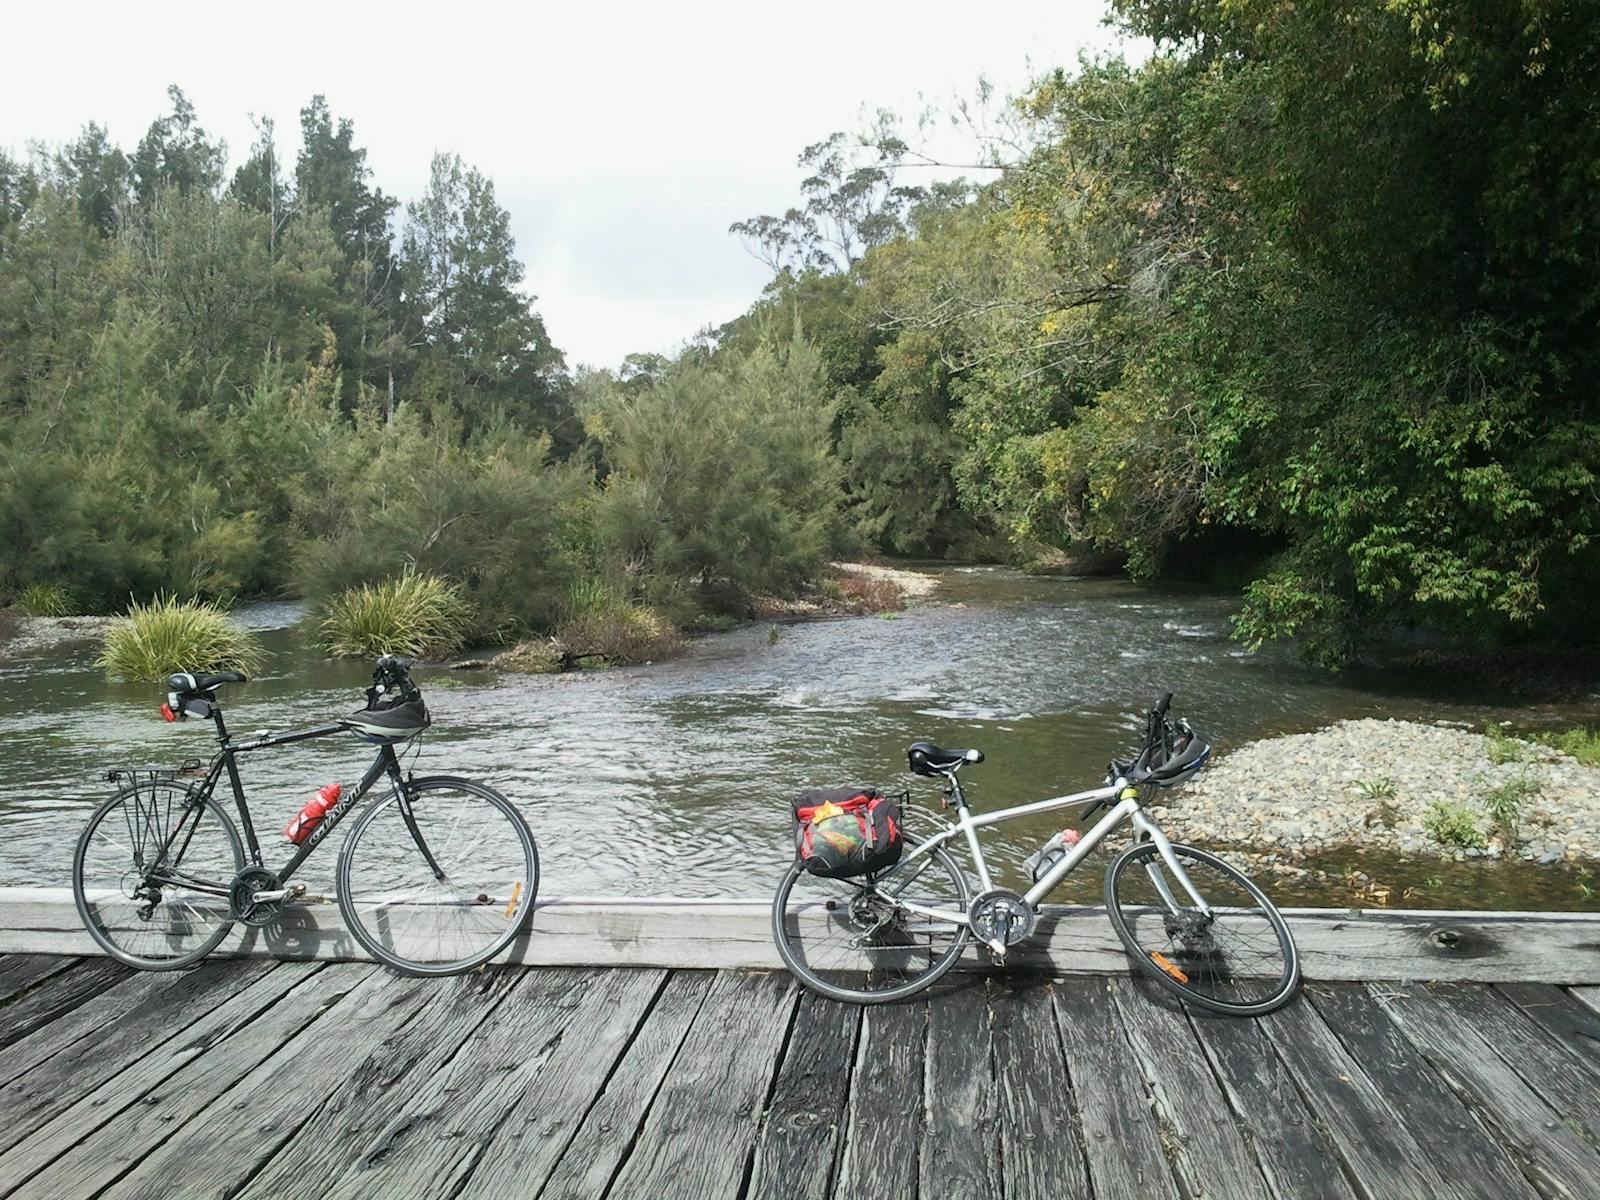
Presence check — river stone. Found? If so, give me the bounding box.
[1164,717,1600,865]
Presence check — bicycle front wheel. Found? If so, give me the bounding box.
[772,831,971,1004]
[72,780,243,970]
[1105,840,1300,1015]
[336,775,538,976]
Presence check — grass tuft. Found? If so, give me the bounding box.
[97,595,265,682]
[1479,771,1538,847]
[318,572,472,660]
[1483,724,1529,765]
[18,582,74,617]
[1423,800,1488,851]
[1531,727,1600,767]
[559,603,682,665]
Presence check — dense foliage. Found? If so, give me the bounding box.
[7,0,1599,667]
[0,90,846,644]
[716,0,1600,662]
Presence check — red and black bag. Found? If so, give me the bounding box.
[792,787,903,878]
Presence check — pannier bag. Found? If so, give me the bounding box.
[792,787,903,878]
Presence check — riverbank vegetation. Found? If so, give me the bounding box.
[4,0,1598,669]
[96,595,264,681]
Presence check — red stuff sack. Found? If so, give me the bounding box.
[791,788,903,878]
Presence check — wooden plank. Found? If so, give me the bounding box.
[0,961,350,1200]
[1422,982,1600,1145]
[990,978,1090,1200]
[833,999,928,1200]
[745,991,860,1200]
[1053,978,1182,1200]
[1373,981,1600,1200]
[0,966,200,1089]
[0,957,129,1050]
[1186,1008,1360,1200]
[536,971,714,1200]
[1256,996,1447,1199]
[0,959,278,1154]
[1109,978,1272,1200]
[1306,982,1538,1200]
[445,970,671,1200]
[0,955,77,1005]
[7,888,1600,982]
[1569,985,1600,1018]
[921,985,1000,1200]
[603,970,797,1200]
[1496,983,1600,1085]
[100,969,441,1200]
[230,967,524,1200]
[317,969,662,1200]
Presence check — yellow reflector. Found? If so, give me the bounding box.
[1151,951,1190,984]
[504,880,523,920]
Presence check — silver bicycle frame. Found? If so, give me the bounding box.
[889,774,1212,928]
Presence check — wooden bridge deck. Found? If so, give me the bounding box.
[1,955,1598,1199]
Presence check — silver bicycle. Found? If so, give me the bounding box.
[771,694,1301,1014]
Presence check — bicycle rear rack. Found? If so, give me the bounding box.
[104,759,204,786]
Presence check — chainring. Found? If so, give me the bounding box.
[968,888,1036,946]
[229,865,285,927]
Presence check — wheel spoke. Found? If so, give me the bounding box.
[74,783,241,969]
[774,832,970,1003]
[1108,842,1298,1013]
[339,782,536,975]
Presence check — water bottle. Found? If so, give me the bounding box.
[1024,828,1082,882]
[284,783,342,844]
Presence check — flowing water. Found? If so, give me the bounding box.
[2,568,1595,908]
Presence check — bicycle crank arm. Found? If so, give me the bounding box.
[246,883,307,904]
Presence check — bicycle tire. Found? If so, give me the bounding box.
[72,781,243,970]
[772,831,971,1004]
[1105,839,1300,1015]
[336,774,538,977]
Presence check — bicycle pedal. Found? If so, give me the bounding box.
[986,937,1008,962]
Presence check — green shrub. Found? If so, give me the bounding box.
[96,595,266,682]
[18,582,74,617]
[1531,728,1600,767]
[558,603,682,666]
[1480,772,1539,847]
[1350,776,1397,802]
[318,572,472,660]
[1483,725,1529,766]
[1423,801,1488,851]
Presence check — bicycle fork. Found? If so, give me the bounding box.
[1131,808,1213,917]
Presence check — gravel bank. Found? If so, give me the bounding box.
[0,614,117,659]
[1163,719,1600,864]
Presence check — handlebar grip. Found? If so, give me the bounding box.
[1156,692,1173,717]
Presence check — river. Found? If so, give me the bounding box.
[1,567,1594,908]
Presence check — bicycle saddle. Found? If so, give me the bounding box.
[907,742,984,777]
[167,671,247,695]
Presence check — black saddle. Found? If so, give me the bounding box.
[167,670,247,696]
[907,741,985,777]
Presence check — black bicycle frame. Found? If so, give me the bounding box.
[154,701,414,894]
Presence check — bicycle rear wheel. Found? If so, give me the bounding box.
[336,775,538,976]
[772,831,971,1004]
[1105,840,1300,1015]
[72,780,243,970]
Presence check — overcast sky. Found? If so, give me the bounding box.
[2,2,1135,369]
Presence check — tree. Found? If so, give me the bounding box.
[398,152,567,436]
[130,86,225,205]
[52,124,129,236]
[731,128,927,274]
[229,116,293,252]
[295,96,397,264]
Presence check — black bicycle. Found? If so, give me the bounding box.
[71,655,539,976]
